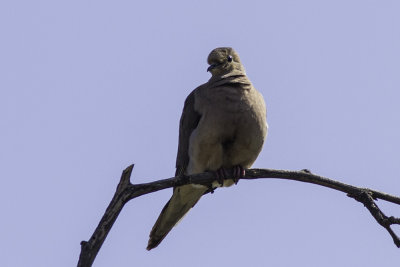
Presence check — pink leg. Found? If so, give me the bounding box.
[215,168,228,186]
[232,165,245,184]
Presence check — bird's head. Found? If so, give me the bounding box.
[207,47,244,76]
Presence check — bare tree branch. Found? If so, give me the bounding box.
[77,165,400,267]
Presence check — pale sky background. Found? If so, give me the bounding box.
[1,1,400,266]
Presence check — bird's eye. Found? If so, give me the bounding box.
[227,55,233,62]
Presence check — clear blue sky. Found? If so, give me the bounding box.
[1,1,399,266]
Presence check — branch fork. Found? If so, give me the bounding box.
[77,165,400,267]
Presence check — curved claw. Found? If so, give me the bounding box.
[232,165,245,184]
[215,168,228,186]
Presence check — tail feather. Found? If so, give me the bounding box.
[147,184,207,250]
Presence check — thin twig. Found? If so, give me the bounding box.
[77,166,400,267]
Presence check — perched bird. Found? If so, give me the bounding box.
[147,47,268,250]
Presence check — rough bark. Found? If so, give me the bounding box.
[77,165,400,267]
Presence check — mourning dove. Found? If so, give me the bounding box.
[147,47,268,250]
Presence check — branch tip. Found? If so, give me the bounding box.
[78,166,400,267]
[116,164,134,192]
[122,164,134,181]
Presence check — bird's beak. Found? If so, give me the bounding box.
[207,64,217,72]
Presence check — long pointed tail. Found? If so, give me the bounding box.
[147,184,207,250]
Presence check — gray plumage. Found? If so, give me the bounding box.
[147,47,268,250]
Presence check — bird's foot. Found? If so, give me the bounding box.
[206,184,215,194]
[232,165,245,185]
[215,167,228,186]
